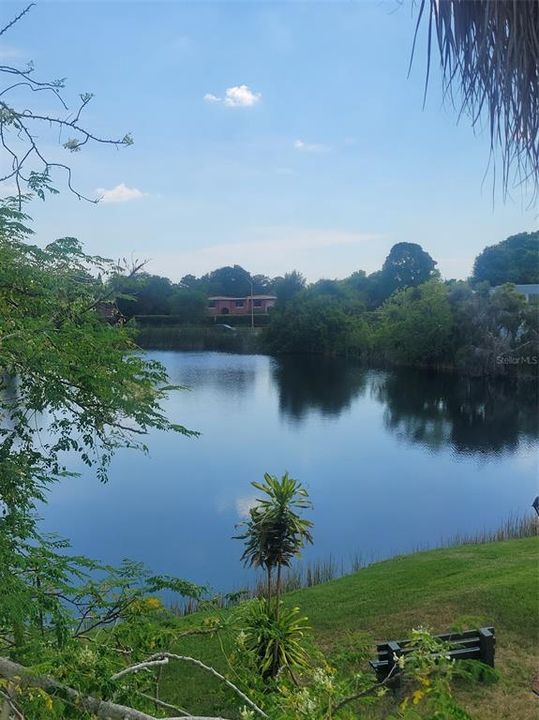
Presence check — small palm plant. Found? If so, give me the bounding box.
[235,472,313,607]
[234,472,314,680]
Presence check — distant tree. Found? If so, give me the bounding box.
[179,273,201,289]
[203,264,252,297]
[381,242,438,288]
[168,286,207,323]
[449,280,538,374]
[376,280,453,365]
[265,294,362,355]
[472,231,539,286]
[309,279,346,297]
[273,270,306,305]
[368,243,438,307]
[112,272,173,317]
[343,269,370,296]
[251,273,274,294]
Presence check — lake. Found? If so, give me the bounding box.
[43,352,539,592]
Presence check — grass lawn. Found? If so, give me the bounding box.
[160,536,539,719]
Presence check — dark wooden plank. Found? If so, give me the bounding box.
[376,637,483,661]
[479,628,495,667]
[376,626,494,651]
[373,646,483,677]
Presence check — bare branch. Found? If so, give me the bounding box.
[0,4,133,204]
[333,663,401,713]
[0,656,234,720]
[112,653,269,719]
[0,4,35,38]
[0,656,156,720]
[137,691,190,716]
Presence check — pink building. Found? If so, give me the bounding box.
[207,295,277,316]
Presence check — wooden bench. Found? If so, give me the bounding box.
[370,627,495,683]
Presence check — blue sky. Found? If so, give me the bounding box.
[2,0,537,281]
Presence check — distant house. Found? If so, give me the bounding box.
[95,300,124,324]
[491,284,539,302]
[207,295,277,316]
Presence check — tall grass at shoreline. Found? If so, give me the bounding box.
[136,325,260,354]
[172,512,538,616]
[135,325,262,353]
[439,512,538,547]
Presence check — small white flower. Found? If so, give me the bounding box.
[236,630,248,647]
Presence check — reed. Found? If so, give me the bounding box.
[170,512,538,616]
[442,512,538,547]
[135,325,261,353]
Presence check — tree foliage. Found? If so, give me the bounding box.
[273,271,306,305]
[376,280,453,365]
[235,473,313,601]
[263,236,538,376]
[472,231,539,285]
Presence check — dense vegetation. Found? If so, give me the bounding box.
[265,277,539,375]
[108,235,539,376]
[472,232,539,285]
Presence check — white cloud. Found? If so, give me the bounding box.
[224,85,261,107]
[204,84,261,108]
[0,45,24,61]
[96,183,148,204]
[294,139,329,153]
[235,495,259,519]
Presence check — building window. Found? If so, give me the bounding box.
[235,299,245,307]
[208,300,216,308]
[253,299,262,308]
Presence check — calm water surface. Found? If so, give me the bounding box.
[43,352,539,591]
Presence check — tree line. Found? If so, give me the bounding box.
[264,233,539,375]
[112,233,539,376]
[111,232,538,318]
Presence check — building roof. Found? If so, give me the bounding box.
[513,284,539,295]
[492,284,539,295]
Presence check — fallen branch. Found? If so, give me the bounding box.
[112,652,268,718]
[333,663,401,713]
[0,656,232,720]
[137,691,190,716]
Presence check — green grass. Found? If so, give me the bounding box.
[161,537,539,719]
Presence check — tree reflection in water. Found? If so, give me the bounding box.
[271,355,367,422]
[272,355,538,455]
[372,369,539,455]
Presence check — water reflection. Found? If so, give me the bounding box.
[165,352,258,398]
[373,369,539,455]
[272,355,367,421]
[41,352,539,591]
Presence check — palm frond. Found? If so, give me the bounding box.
[417,0,539,201]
